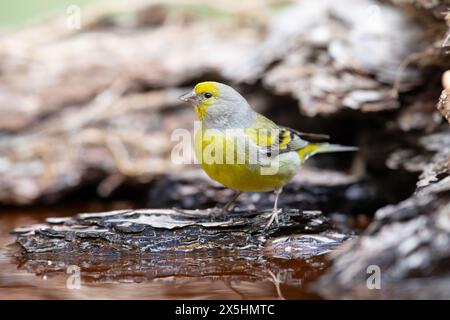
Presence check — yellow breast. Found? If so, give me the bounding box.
[194,129,300,192]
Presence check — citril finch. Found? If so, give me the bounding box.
[180,81,357,228]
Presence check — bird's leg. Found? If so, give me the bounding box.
[209,190,242,218]
[265,188,283,228]
[222,190,243,212]
[267,269,285,300]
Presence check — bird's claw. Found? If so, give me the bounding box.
[265,209,282,229]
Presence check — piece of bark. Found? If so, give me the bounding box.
[11,208,349,285]
[0,86,196,204]
[0,0,429,206]
[437,71,450,123]
[0,0,262,133]
[315,145,450,299]
[390,0,450,20]
[0,0,272,205]
[397,82,444,132]
[386,129,450,175]
[225,0,424,116]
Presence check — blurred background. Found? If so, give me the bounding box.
[0,1,93,27]
[0,0,449,300]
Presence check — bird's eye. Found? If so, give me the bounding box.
[203,92,213,99]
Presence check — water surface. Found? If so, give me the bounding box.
[0,205,330,299]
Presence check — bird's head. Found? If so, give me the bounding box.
[180,81,253,123]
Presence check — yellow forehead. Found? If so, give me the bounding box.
[194,82,219,96]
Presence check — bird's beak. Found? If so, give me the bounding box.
[179,90,199,104]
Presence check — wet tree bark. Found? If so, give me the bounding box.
[1,0,450,298]
[12,208,348,284]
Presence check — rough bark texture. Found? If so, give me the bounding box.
[226,0,424,115]
[316,149,450,299]
[2,0,450,299]
[12,208,348,286]
[0,0,431,206]
[314,0,450,298]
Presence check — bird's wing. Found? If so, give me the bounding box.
[279,126,330,142]
[244,114,356,164]
[245,114,310,154]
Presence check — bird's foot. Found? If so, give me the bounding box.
[265,208,282,229]
[267,269,285,300]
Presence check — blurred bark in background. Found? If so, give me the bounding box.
[316,0,450,299]
[1,0,450,298]
[0,0,434,206]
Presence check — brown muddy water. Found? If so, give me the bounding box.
[0,204,332,300]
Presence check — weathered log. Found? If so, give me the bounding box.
[2,0,450,300]
[225,0,425,116]
[0,0,433,206]
[437,71,450,123]
[316,132,450,299]
[12,208,349,286]
[0,0,264,132]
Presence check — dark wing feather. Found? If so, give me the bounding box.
[279,126,330,142]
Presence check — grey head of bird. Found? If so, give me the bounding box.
[180,81,256,129]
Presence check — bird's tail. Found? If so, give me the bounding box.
[297,143,358,163]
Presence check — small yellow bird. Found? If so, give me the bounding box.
[180,81,357,227]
